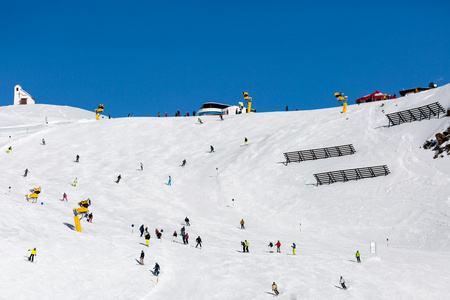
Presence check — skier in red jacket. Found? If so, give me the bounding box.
[276,241,281,253]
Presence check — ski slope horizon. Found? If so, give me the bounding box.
[1,86,450,299]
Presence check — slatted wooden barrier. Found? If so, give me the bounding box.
[313,165,390,186]
[283,144,355,165]
[386,102,446,127]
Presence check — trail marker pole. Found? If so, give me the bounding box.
[131,224,134,235]
[232,198,234,208]
[299,222,302,232]
[386,238,389,247]
[9,136,11,143]
[216,167,218,177]
[9,186,11,196]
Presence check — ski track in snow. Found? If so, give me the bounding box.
[0,85,450,299]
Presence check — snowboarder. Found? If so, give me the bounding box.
[168,176,172,186]
[140,250,145,265]
[88,213,93,223]
[291,243,296,255]
[268,242,274,253]
[210,145,214,153]
[196,236,202,248]
[72,178,78,187]
[181,159,186,167]
[42,138,46,145]
[185,217,190,226]
[23,168,29,177]
[276,241,281,253]
[272,282,279,296]
[62,192,68,201]
[140,162,143,171]
[244,137,248,146]
[75,155,79,162]
[240,219,245,229]
[185,233,189,244]
[153,263,160,276]
[340,276,347,290]
[198,118,203,124]
[356,250,361,263]
[145,232,151,246]
[28,248,36,262]
[116,175,121,183]
[245,240,249,252]
[241,241,246,252]
[7,146,12,153]
[140,224,144,237]
[172,231,178,242]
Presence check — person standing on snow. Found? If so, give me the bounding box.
[145,232,151,247]
[168,176,172,186]
[210,145,214,153]
[75,155,79,162]
[356,250,361,263]
[268,242,274,253]
[140,163,143,171]
[172,231,178,242]
[241,241,246,252]
[198,118,203,124]
[340,276,347,290]
[244,137,248,146]
[23,169,29,177]
[72,178,78,187]
[245,240,249,252]
[185,217,190,226]
[291,243,296,255]
[28,248,37,262]
[42,138,46,145]
[116,175,121,183]
[196,236,202,248]
[240,219,245,229]
[140,224,144,237]
[153,263,160,276]
[272,282,279,295]
[140,250,145,265]
[62,192,68,201]
[276,241,281,253]
[88,213,93,222]
[181,159,186,167]
[185,233,189,244]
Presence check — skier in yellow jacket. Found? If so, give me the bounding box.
[28,248,36,262]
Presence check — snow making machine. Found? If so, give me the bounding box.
[95,104,105,120]
[25,187,41,203]
[73,198,91,232]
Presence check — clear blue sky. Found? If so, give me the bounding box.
[1,0,449,117]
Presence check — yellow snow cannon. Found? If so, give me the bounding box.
[73,198,91,233]
[26,187,41,203]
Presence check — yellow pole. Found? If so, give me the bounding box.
[74,215,82,232]
[96,113,99,120]
[342,102,347,113]
[247,101,251,113]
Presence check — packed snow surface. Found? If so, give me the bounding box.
[1,87,450,299]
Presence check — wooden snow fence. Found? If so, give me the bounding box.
[313,165,390,186]
[283,144,355,165]
[386,102,446,127]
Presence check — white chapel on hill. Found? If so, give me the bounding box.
[14,85,35,105]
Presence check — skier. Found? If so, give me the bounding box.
[291,243,296,255]
[210,145,214,153]
[168,176,172,186]
[145,227,149,234]
[187,111,189,116]
[195,236,202,248]
[140,250,145,265]
[185,233,189,244]
[276,241,281,253]
[240,219,245,229]
[75,155,79,162]
[193,111,196,116]
[340,276,347,290]
[245,240,249,252]
[172,231,178,242]
[28,248,36,262]
[198,118,203,124]
[268,242,274,253]
[244,137,248,146]
[145,232,151,247]
[181,159,186,167]
[158,112,161,117]
[219,114,223,121]
[72,178,78,187]
[185,217,190,226]
[180,226,185,236]
[182,232,186,244]
[140,224,144,237]
[356,250,361,263]
[156,231,162,239]
[42,138,46,145]
[7,146,12,153]
[153,263,160,276]
[241,241,246,252]
[88,213,93,223]
[272,282,279,296]
[116,175,121,183]
[23,168,29,177]
[140,162,143,171]
[62,192,68,201]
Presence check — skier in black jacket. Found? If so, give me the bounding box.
[196,236,202,248]
[140,250,145,265]
[153,263,160,276]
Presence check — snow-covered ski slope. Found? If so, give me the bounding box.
[0,86,449,299]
